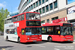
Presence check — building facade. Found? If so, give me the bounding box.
[18,0,75,24]
[18,0,75,36]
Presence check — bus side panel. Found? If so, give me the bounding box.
[17,20,26,43]
[42,35,49,40]
[20,35,27,43]
[49,35,61,41]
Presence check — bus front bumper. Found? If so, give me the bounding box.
[60,38,73,42]
[26,39,42,42]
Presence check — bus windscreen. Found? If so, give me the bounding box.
[26,13,40,20]
[61,26,72,35]
[26,28,41,35]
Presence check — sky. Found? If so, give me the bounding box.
[68,0,75,4]
[0,0,20,14]
[0,0,75,14]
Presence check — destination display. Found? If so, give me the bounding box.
[26,21,41,26]
[63,24,72,27]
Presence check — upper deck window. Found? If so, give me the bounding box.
[13,17,17,22]
[17,14,24,21]
[26,13,40,20]
[5,18,13,24]
[21,14,24,20]
[17,16,20,21]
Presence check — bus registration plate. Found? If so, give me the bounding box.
[33,40,36,42]
[68,40,70,41]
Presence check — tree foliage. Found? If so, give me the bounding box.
[0,8,9,32]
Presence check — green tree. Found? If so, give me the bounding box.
[0,8,9,32]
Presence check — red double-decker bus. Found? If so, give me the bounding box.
[41,23,73,43]
[4,12,42,43]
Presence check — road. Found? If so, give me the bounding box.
[0,36,75,50]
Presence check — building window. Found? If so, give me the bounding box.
[36,1,38,7]
[29,0,31,3]
[33,3,35,8]
[31,0,33,2]
[29,6,31,11]
[41,20,45,23]
[39,9,42,14]
[30,6,32,10]
[67,6,75,14]
[42,7,45,13]
[46,5,49,12]
[36,10,38,12]
[46,0,48,2]
[31,5,33,9]
[50,3,53,10]
[52,16,58,20]
[54,1,57,9]
[39,0,41,5]
[42,0,45,4]
[47,19,49,23]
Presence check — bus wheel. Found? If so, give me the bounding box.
[18,37,20,43]
[6,36,8,41]
[48,37,52,42]
[70,41,73,43]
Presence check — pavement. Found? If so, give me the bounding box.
[0,36,75,50]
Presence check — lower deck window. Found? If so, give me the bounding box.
[42,26,60,35]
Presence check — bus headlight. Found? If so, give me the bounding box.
[61,36,63,38]
[40,37,41,39]
[71,38,73,39]
[63,38,65,39]
[28,38,29,40]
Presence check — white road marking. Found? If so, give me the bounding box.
[46,42,75,45]
[46,42,58,44]
[32,44,46,48]
[34,45,45,47]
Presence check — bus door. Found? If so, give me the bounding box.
[42,27,48,40]
[20,28,26,42]
[53,26,61,41]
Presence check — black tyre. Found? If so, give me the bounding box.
[70,41,73,43]
[48,37,52,42]
[18,37,20,43]
[6,36,8,41]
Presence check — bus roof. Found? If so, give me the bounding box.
[5,17,12,20]
[41,23,72,26]
[12,12,40,18]
[5,12,40,20]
